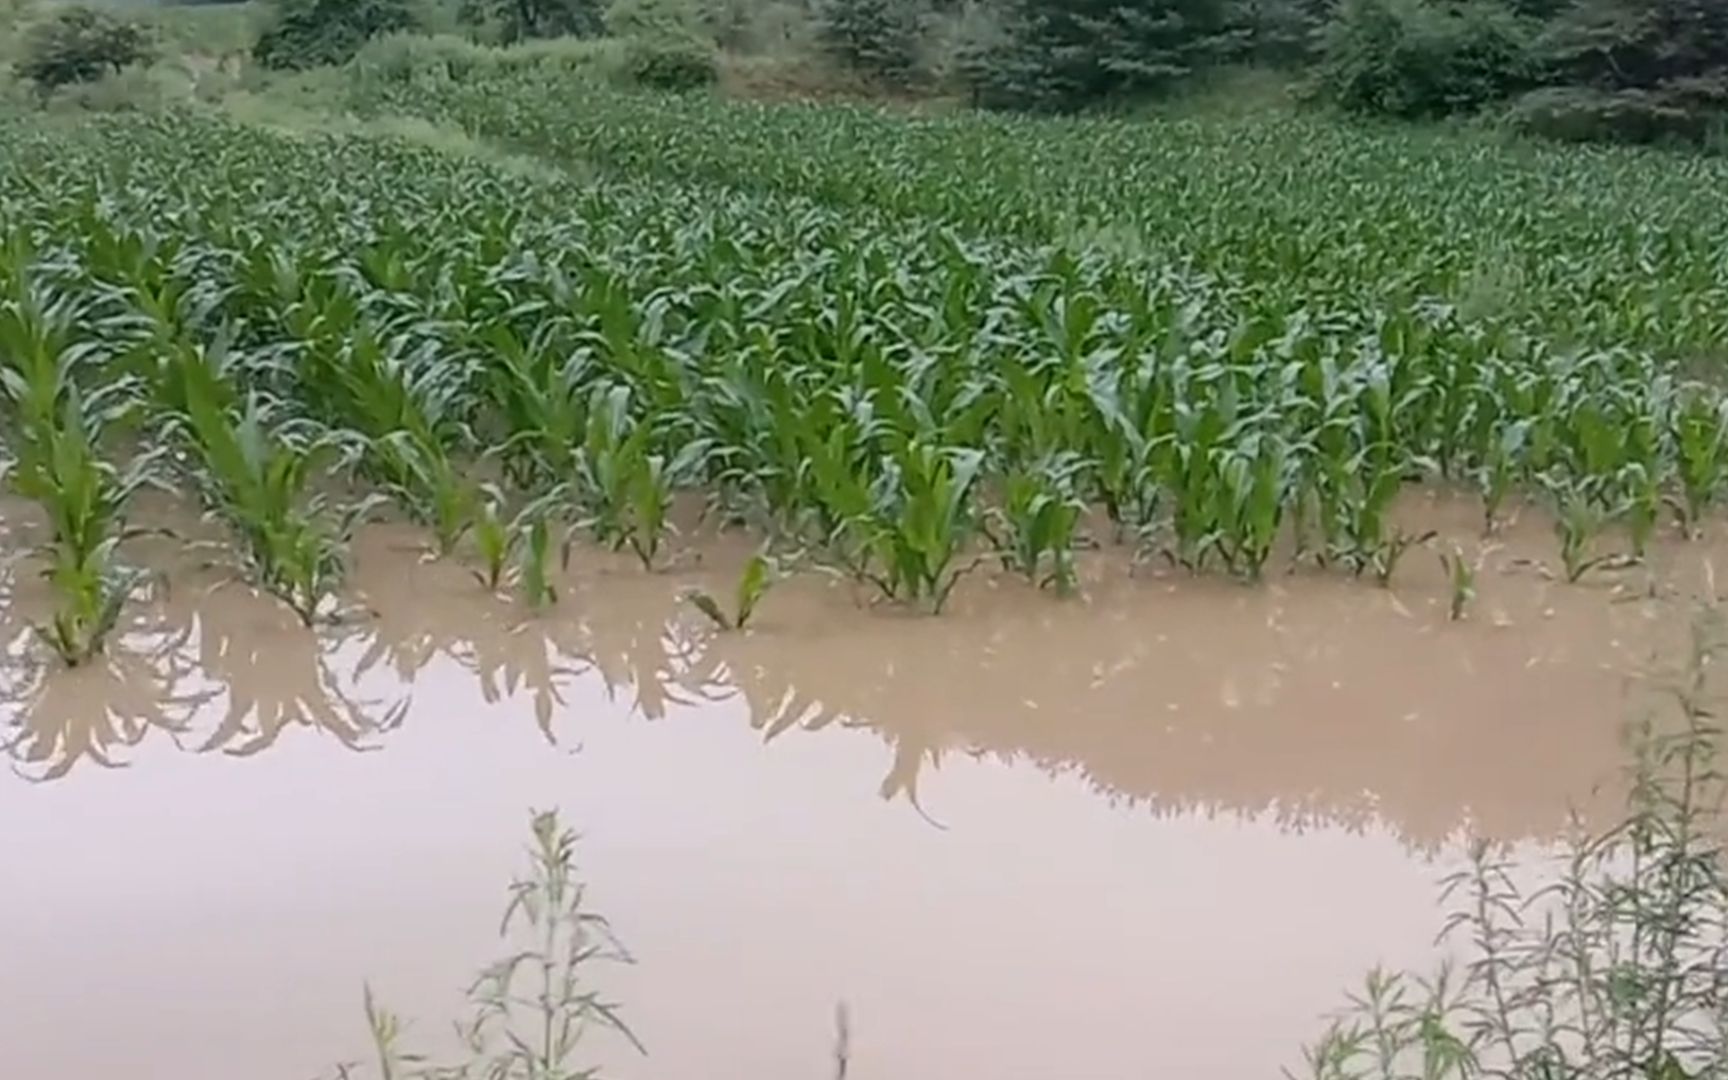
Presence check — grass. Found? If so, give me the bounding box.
[336,809,644,1080]
[1297,605,1728,1080]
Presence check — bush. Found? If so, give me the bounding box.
[254,0,420,70]
[605,0,706,39]
[16,6,154,94]
[1317,0,1538,118]
[619,32,716,88]
[1509,84,1722,144]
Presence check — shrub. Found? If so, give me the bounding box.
[16,6,153,94]
[1316,0,1538,118]
[620,33,716,90]
[254,0,419,70]
[1509,84,1722,144]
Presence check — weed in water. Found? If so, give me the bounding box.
[1294,605,1728,1080]
[338,809,643,1080]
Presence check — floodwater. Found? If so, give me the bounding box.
[0,492,1709,1080]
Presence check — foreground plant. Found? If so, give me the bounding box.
[337,809,644,1080]
[683,551,774,631]
[1294,607,1728,1080]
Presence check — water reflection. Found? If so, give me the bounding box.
[0,503,1678,849]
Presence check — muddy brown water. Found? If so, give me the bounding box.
[0,492,1713,1079]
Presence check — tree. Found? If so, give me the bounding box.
[16,6,153,93]
[1316,0,1537,118]
[457,0,605,42]
[973,0,1244,111]
[814,0,924,84]
[253,0,418,70]
[1514,0,1728,142]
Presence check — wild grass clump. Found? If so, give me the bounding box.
[334,809,643,1080]
[1294,606,1728,1080]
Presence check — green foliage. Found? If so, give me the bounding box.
[348,810,643,1079]
[1316,0,1538,118]
[814,0,922,84]
[973,0,1245,111]
[620,31,716,88]
[255,0,419,70]
[684,552,775,630]
[16,6,154,93]
[457,0,603,42]
[1300,611,1728,1079]
[1508,0,1728,144]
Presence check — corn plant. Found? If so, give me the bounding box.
[1672,391,1728,537]
[168,364,369,627]
[857,443,986,614]
[1436,544,1477,622]
[516,515,557,610]
[1545,475,1616,584]
[684,551,775,631]
[984,453,1086,594]
[571,385,709,571]
[0,266,156,665]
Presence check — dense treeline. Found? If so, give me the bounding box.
[7,0,1727,146]
[247,0,1726,143]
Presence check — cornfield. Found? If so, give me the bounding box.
[3,101,1728,664]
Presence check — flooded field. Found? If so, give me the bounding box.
[0,493,1707,1080]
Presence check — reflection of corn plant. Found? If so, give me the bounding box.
[685,552,775,631]
[342,810,643,1080]
[984,453,1086,594]
[170,367,368,626]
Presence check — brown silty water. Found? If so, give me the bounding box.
[0,490,1711,1080]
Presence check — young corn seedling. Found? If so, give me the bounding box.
[1546,475,1616,583]
[865,443,986,614]
[684,552,776,631]
[1673,391,1728,537]
[0,272,156,665]
[1436,544,1478,622]
[170,373,369,627]
[469,486,513,594]
[573,385,709,570]
[984,454,1086,595]
[1214,436,1291,583]
[516,515,558,610]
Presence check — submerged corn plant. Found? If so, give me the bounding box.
[683,551,775,631]
[1294,607,1728,1080]
[336,809,643,1080]
[984,453,1087,594]
[167,355,371,627]
[0,265,157,665]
